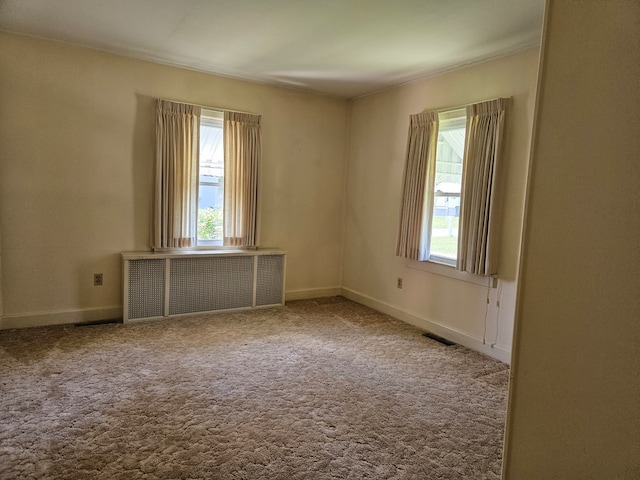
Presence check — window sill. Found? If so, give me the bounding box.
[406,259,495,287]
[153,245,256,253]
[124,247,285,260]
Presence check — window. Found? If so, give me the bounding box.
[198,110,224,245]
[153,99,261,250]
[425,109,466,266]
[397,99,507,276]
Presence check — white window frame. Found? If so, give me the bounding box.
[421,108,466,268]
[406,257,495,287]
[196,109,225,247]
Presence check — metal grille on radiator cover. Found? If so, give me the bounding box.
[128,259,164,320]
[169,256,254,315]
[256,255,285,306]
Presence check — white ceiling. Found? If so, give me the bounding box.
[0,0,545,98]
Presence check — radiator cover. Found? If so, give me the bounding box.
[122,250,285,322]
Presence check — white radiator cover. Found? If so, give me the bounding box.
[122,250,285,322]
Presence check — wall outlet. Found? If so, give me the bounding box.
[397,277,403,289]
[94,273,103,286]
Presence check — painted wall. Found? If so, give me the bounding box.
[341,48,540,362]
[0,33,348,327]
[503,1,640,478]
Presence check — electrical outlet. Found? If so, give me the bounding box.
[397,277,403,289]
[94,273,103,286]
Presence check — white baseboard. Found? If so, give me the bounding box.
[340,287,511,364]
[0,289,512,364]
[1,306,123,330]
[0,288,344,329]
[285,287,342,301]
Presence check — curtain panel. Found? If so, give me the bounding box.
[396,112,439,261]
[224,111,262,247]
[152,100,201,249]
[457,98,508,275]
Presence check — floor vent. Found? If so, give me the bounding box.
[423,332,456,346]
[74,318,122,327]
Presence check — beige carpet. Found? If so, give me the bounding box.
[0,297,509,479]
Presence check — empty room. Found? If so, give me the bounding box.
[1,1,638,479]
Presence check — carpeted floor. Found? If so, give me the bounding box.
[0,297,509,479]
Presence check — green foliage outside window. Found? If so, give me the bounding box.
[198,207,223,241]
[430,236,458,256]
[431,215,459,256]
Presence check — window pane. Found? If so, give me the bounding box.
[198,116,224,243]
[429,114,465,261]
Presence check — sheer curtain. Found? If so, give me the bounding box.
[224,111,261,247]
[396,112,439,261]
[153,99,201,249]
[457,98,508,275]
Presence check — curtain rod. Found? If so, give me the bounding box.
[423,96,511,114]
[155,97,257,116]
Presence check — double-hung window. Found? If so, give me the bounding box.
[397,99,507,276]
[426,109,466,266]
[153,99,261,250]
[198,110,224,245]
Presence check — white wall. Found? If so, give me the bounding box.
[503,1,640,477]
[341,49,540,362]
[0,33,348,328]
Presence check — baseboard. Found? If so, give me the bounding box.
[0,290,512,363]
[1,306,123,330]
[285,287,342,301]
[0,288,344,328]
[340,287,512,364]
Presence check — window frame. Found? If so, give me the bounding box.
[197,109,225,247]
[406,256,495,287]
[421,108,466,268]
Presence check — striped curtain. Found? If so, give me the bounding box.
[153,100,201,249]
[224,111,262,247]
[457,98,508,275]
[396,112,439,260]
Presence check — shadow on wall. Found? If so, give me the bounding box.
[132,94,156,251]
